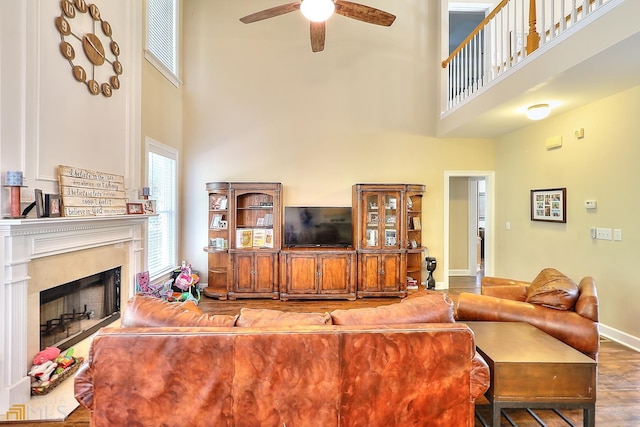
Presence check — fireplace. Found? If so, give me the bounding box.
[0,215,147,419]
[40,267,121,353]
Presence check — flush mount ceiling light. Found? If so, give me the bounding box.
[300,0,336,22]
[526,103,551,121]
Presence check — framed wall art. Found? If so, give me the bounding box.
[531,188,566,223]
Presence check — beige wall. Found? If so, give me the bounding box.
[179,1,495,282]
[494,84,640,341]
[1,1,141,209]
[141,0,183,155]
[449,177,470,271]
[141,59,183,154]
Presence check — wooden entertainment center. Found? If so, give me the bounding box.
[202,182,425,300]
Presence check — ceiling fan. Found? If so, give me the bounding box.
[239,0,396,53]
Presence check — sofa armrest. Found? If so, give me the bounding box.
[455,293,599,359]
[470,352,490,400]
[73,360,94,410]
[481,276,529,301]
[576,277,599,322]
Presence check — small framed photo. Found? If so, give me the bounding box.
[34,189,45,218]
[210,214,222,229]
[531,188,566,223]
[45,194,62,217]
[410,239,418,249]
[142,199,156,214]
[219,220,228,229]
[126,202,144,214]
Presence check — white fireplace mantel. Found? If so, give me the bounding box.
[0,215,147,416]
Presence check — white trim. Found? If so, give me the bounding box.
[450,269,472,276]
[599,323,640,353]
[448,2,494,13]
[146,135,179,160]
[128,2,143,197]
[144,49,182,88]
[468,178,479,273]
[444,171,495,289]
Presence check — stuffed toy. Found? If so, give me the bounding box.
[33,347,60,365]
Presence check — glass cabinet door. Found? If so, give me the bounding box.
[362,191,401,249]
[382,193,400,249]
[364,193,380,248]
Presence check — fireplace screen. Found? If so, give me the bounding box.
[40,266,121,351]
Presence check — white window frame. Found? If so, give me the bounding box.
[145,0,182,87]
[145,137,179,280]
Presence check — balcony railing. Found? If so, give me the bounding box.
[442,0,612,112]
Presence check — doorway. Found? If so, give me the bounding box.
[443,171,494,289]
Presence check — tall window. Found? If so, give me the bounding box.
[146,138,178,279]
[146,0,180,86]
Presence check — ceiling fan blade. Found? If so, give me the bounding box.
[239,2,301,24]
[310,21,326,52]
[334,0,396,26]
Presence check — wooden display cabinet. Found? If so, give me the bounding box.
[279,248,356,301]
[227,182,282,299]
[353,184,425,297]
[405,185,426,288]
[202,182,231,300]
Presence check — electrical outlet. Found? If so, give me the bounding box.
[596,228,612,240]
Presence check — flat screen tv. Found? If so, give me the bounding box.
[284,206,353,248]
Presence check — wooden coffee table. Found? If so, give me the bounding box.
[465,322,596,427]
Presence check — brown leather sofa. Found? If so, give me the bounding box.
[75,292,489,427]
[454,269,599,360]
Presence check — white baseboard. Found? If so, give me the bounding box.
[449,269,471,276]
[599,323,640,352]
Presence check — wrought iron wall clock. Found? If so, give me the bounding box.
[55,0,123,97]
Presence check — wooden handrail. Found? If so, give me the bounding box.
[443,0,602,69]
[442,0,510,68]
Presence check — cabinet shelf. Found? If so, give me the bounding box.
[203,246,228,254]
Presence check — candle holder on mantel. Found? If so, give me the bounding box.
[3,171,27,218]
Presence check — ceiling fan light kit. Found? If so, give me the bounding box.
[300,0,335,22]
[239,0,396,53]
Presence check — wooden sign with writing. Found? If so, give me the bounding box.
[58,165,127,217]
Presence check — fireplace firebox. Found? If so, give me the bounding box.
[39,267,121,352]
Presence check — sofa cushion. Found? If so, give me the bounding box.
[236,308,332,327]
[331,292,455,325]
[526,268,579,310]
[122,295,238,327]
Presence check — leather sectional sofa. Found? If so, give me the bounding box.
[75,291,489,427]
[454,268,600,360]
